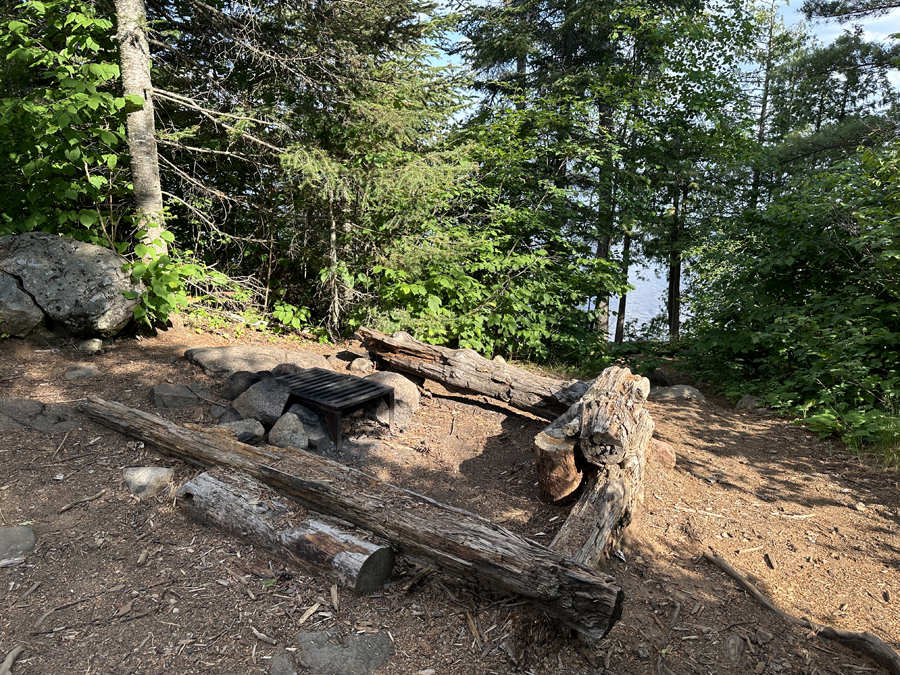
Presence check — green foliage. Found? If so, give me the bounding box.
[0,0,133,241]
[687,141,900,449]
[271,302,312,332]
[125,246,196,326]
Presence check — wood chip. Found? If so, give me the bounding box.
[298,603,320,624]
[330,584,339,611]
[251,625,277,646]
[764,553,778,570]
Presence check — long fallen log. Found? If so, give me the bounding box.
[357,328,587,418]
[79,397,624,639]
[176,469,395,594]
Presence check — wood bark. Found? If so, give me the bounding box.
[358,328,587,419]
[176,469,395,594]
[115,0,167,256]
[79,397,624,639]
[538,367,653,566]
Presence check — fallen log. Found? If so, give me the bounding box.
[79,397,624,639]
[541,367,654,566]
[176,469,395,594]
[357,328,587,418]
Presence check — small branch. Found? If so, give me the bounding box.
[157,138,253,163]
[0,646,24,675]
[701,551,900,675]
[58,489,106,514]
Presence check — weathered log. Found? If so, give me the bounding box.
[542,367,654,565]
[78,397,624,639]
[550,406,652,567]
[358,328,587,418]
[535,366,649,501]
[175,470,395,594]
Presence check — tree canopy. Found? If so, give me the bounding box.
[1,0,899,453]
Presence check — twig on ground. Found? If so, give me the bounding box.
[58,489,106,514]
[701,551,900,675]
[51,431,71,460]
[0,646,24,675]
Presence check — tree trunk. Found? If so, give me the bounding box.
[614,232,632,344]
[176,469,395,594]
[535,367,653,566]
[115,0,166,256]
[358,328,587,418]
[78,397,625,639]
[666,186,683,341]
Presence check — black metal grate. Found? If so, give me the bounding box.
[277,368,394,452]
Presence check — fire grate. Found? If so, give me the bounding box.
[277,367,394,452]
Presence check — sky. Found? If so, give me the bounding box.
[779,0,900,44]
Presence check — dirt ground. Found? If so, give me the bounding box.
[0,323,898,675]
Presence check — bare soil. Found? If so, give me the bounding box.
[1,323,898,675]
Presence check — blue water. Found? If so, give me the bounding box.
[609,264,669,338]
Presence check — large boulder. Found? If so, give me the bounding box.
[0,274,44,337]
[184,345,331,378]
[364,371,420,426]
[232,378,292,428]
[0,232,141,337]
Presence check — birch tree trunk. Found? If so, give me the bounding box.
[115,0,167,256]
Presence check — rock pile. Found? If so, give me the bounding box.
[152,346,421,455]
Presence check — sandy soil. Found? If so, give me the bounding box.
[0,322,898,675]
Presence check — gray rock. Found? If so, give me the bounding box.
[222,371,261,401]
[232,378,292,428]
[210,404,243,424]
[0,397,79,432]
[364,371,419,426]
[348,357,374,374]
[218,418,265,444]
[64,367,100,380]
[0,273,43,337]
[736,395,765,410]
[293,628,393,675]
[0,232,141,337]
[122,466,174,499]
[287,404,333,453]
[647,369,675,387]
[268,413,309,451]
[0,526,36,559]
[184,345,331,378]
[150,383,206,409]
[268,654,298,675]
[77,338,103,351]
[272,363,303,378]
[647,384,706,403]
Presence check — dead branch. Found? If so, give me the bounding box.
[701,551,900,675]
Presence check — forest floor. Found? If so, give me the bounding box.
[0,322,898,675]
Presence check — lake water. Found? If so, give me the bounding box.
[606,264,675,339]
